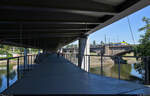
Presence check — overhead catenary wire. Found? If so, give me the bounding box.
[127,16,136,45]
[127,16,139,57]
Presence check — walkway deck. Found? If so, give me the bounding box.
[2,54,150,94]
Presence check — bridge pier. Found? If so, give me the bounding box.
[78,36,90,72]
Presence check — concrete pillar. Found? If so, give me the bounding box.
[24,48,28,69]
[78,36,90,72]
[105,46,109,55]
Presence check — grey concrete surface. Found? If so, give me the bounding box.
[2,54,150,94]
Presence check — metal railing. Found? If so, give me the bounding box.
[63,53,78,66]
[63,53,150,85]
[0,54,37,92]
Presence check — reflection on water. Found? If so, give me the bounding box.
[0,62,18,93]
[90,61,145,84]
[0,56,35,93]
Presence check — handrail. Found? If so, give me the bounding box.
[0,54,36,61]
[63,53,150,58]
[84,55,150,58]
[63,53,150,84]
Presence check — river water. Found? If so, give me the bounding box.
[0,64,18,93]
[90,63,145,84]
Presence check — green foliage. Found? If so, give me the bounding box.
[132,17,150,78]
[134,62,144,74]
[0,44,39,58]
[134,17,150,56]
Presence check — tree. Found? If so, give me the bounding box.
[135,17,150,56]
[133,17,150,84]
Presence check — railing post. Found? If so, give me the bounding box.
[33,55,35,64]
[118,56,121,80]
[64,54,66,59]
[17,57,20,80]
[66,54,67,60]
[88,55,90,72]
[145,56,150,84]
[23,56,25,72]
[76,54,77,65]
[100,54,103,75]
[77,54,78,66]
[24,48,28,71]
[28,55,30,71]
[7,59,10,88]
[70,54,71,62]
[147,56,150,84]
[84,55,85,70]
[74,54,75,64]
[31,55,32,69]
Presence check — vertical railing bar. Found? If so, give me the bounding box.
[76,54,77,66]
[28,55,29,71]
[73,54,74,64]
[23,56,25,72]
[77,54,78,66]
[70,53,71,62]
[145,56,149,84]
[64,54,66,59]
[84,55,85,70]
[65,54,66,59]
[31,55,32,69]
[88,55,90,72]
[7,59,10,88]
[101,54,103,75]
[76,54,78,66]
[147,56,149,84]
[118,56,121,80]
[68,54,69,61]
[85,55,86,70]
[85,55,89,71]
[34,55,35,64]
[66,54,67,59]
[17,57,20,80]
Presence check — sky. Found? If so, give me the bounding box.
[70,5,150,45]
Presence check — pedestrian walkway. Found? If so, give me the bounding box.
[2,54,150,94]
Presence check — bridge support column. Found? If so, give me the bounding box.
[24,48,28,70]
[78,36,90,72]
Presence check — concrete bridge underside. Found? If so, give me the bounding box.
[3,54,150,94]
[0,0,149,51]
[1,0,150,94]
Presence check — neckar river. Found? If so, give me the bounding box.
[0,63,18,93]
[90,62,145,84]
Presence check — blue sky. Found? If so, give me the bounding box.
[70,5,150,45]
